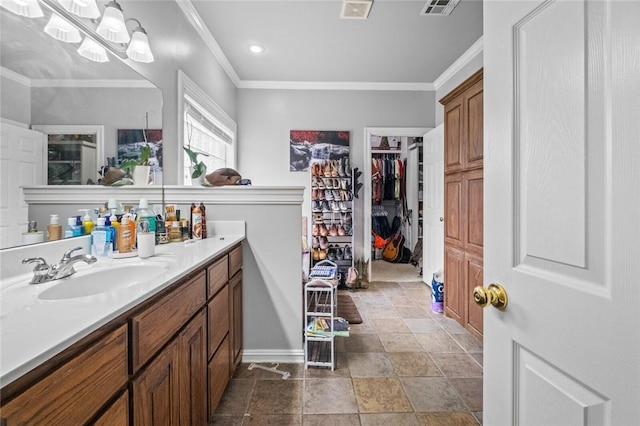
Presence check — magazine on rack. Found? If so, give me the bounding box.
[305,316,350,337]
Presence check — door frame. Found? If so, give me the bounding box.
[363,127,430,281]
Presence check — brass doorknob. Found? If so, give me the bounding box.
[473,283,508,310]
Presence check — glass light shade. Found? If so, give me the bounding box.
[57,0,99,19]
[77,37,109,62]
[0,0,44,17]
[126,30,154,63]
[44,13,82,43]
[96,2,130,44]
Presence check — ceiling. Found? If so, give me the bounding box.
[189,0,484,88]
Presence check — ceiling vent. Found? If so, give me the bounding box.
[341,0,373,19]
[420,0,460,16]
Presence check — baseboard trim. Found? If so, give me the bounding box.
[241,349,304,364]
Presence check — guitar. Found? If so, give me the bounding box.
[382,231,404,263]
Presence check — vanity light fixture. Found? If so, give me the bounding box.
[77,36,109,62]
[0,0,44,17]
[125,18,153,63]
[57,0,99,19]
[44,12,82,43]
[95,0,129,43]
[248,44,265,54]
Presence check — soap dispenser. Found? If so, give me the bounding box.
[79,209,94,235]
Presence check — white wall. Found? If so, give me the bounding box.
[237,88,435,259]
[434,51,483,125]
[0,76,30,124]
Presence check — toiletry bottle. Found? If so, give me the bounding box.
[118,214,133,253]
[47,214,62,241]
[75,216,84,235]
[22,221,44,245]
[65,217,82,238]
[91,217,111,257]
[79,209,94,235]
[137,220,155,258]
[136,198,156,236]
[191,203,203,239]
[169,221,182,242]
[105,215,117,252]
[199,202,207,239]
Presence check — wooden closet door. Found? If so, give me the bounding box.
[464,80,484,170]
[444,97,464,173]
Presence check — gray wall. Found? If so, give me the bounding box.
[434,52,483,125]
[237,88,436,258]
[1,76,30,124]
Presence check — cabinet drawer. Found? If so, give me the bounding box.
[1,325,127,425]
[208,335,230,420]
[93,390,129,426]
[131,271,206,372]
[229,245,242,278]
[207,255,228,298]
[208,284,229,358]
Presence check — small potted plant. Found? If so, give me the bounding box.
[120,138,152,185]
[183,146,209,185]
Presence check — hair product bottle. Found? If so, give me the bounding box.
[118,214,133,253]
[199,202,207,239]
[47,214,62,241]
[191,204,203,240]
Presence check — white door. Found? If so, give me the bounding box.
[0,122,45,248]
[484,1,640,424]
[422,124,444,284]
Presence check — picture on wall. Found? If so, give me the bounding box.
[290,130,350,172]
[117,129,163,176]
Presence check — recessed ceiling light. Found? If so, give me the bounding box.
[248,44,265,54]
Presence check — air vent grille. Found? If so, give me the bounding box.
[420,0,460,16]
[341,0,373,19]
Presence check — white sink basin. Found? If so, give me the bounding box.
[38,262,170,300]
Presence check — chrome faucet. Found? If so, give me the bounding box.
[22,247,97,284]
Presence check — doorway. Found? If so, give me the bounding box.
[363,127,430,283]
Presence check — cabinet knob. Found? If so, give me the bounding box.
[439,217,444,222]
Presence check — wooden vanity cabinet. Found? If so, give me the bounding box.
[0,325,128,425]
[0,243,243,425]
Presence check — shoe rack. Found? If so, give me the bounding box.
[310,157,354,285]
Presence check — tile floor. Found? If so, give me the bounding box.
[211,280,483,425]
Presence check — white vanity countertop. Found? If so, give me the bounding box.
[0,223,245,387]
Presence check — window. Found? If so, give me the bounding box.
[179,71,236,185]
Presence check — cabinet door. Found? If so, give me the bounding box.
[444,172,464,248]
[444,96,464,174]
[178,310,207,426]
[464,169,483,255]
[229,271,243,374]
[133,340,180,425]
[443,245,465,324]
[93,390,129,426]
[208,336,230,421]
[464,80,484,170]
[208,285,230,359]
[465,254,483,339]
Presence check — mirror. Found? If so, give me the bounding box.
[0,3,163,249]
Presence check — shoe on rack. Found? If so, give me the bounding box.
[345,266,358,289]
[323,160,332,178]
[319,236,329,250]
[336,247,344,260]
[327,246,336,261]
[332,190,340,201]
[321,200,331,213]
[323,178,333,189]
[312,236,320,248]
[345,158,351,177]
[331,201,340,212]
[318,248,327,260]
[319,224,328,237]
[337,224,346,236]
[313,248,320,261]
[312,201,321,212]
[339,201,348,212]
[341,212,352,224]
[313,213,324,224]
[344,245,353,260]
[325,189,333,201]
[329,224,338,236]
[331,160,339,177]
[338,158,346,177]
[312,224,319,236]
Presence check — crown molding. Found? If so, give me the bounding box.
[29,79,156,88]
[237,80,435,91]
[433,36,483,91]
[176,0,241,87]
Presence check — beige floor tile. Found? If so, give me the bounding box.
[364,306,400,319]
[415,411,480,425]
[360,412,421,425]
[214,378,255,415]
[451,334,483,352]
[389,352,442,377]
[414,333,465,353]
[449,378,483,411]
[401,377,468,412]
[343,333,385,352]
[209,415,246,425]
[396,306,432,319]
[347,352,395,377]
[352,377,413,413]
[403,318,446,334]
[243,414,302,425]
[303,378,358,414]
[302,414,361,425]
[389,295,421,307]
[378,333,425,352]
[248,379,303,415]
[429,353,483,378]
[372,317,412,333]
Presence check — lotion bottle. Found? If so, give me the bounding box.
[79,209,94,235]
[47,214,62,241]
[118,214,133,253]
